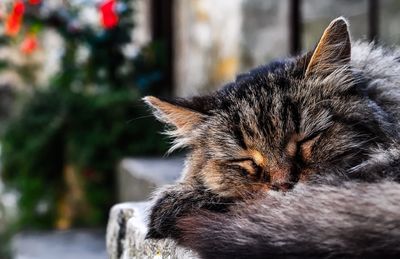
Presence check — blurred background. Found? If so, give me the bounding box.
[0,0,399,258]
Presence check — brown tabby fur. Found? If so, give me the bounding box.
[143,17,400,258]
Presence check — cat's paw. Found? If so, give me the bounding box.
[145,185,233,239]
[145,225,164,239]
[146,188,184,239]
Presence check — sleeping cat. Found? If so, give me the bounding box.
[144,17,400,258]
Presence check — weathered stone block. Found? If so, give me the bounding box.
[106,202,198,259]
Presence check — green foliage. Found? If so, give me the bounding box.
[0,230,12,259]
[2,88,168,227]
[0,0,170,228]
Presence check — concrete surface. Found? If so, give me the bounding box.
[117,157,184,202]
[12,229,107,259]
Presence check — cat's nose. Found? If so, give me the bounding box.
[271,182,294,191]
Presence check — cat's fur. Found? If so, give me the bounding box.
[144,17,400,258]
[177,181,400,259]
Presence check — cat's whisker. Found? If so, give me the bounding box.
[126,114,155,123]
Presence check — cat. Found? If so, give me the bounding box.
[143,17,400,258]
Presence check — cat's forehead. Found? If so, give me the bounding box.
[216,72,298,113]
[216,56,339,113]
[209,66,334,150]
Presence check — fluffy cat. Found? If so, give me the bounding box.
[144,17,400,257]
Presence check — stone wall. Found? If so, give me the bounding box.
[173,0,400,96]
[174,0,243,96]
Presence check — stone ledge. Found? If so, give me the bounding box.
[106,202,198,259]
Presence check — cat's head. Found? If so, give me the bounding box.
[144,17,393,198]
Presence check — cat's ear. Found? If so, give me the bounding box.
[143,96,206,136]
[305,17,351,77]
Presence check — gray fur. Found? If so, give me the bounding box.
[177,182,400,259]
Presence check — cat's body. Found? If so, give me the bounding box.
[144,18,400,258]
[177,181,400,259]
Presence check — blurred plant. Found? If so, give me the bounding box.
[0,230,12,259]
[100,0,119,29]
[4,0,25,37]
[1,0,169,228]
[3,89,167,228]
[20,32,38,54]
[28,0,41,5]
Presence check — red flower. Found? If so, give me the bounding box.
[5,0,25,37]
[28,0,41,5]
[99,0,119,29]
[20,33,38,54]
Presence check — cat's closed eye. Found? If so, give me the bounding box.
[298,134,321,163]
[229,159,261,177]
[287,133,321,163]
